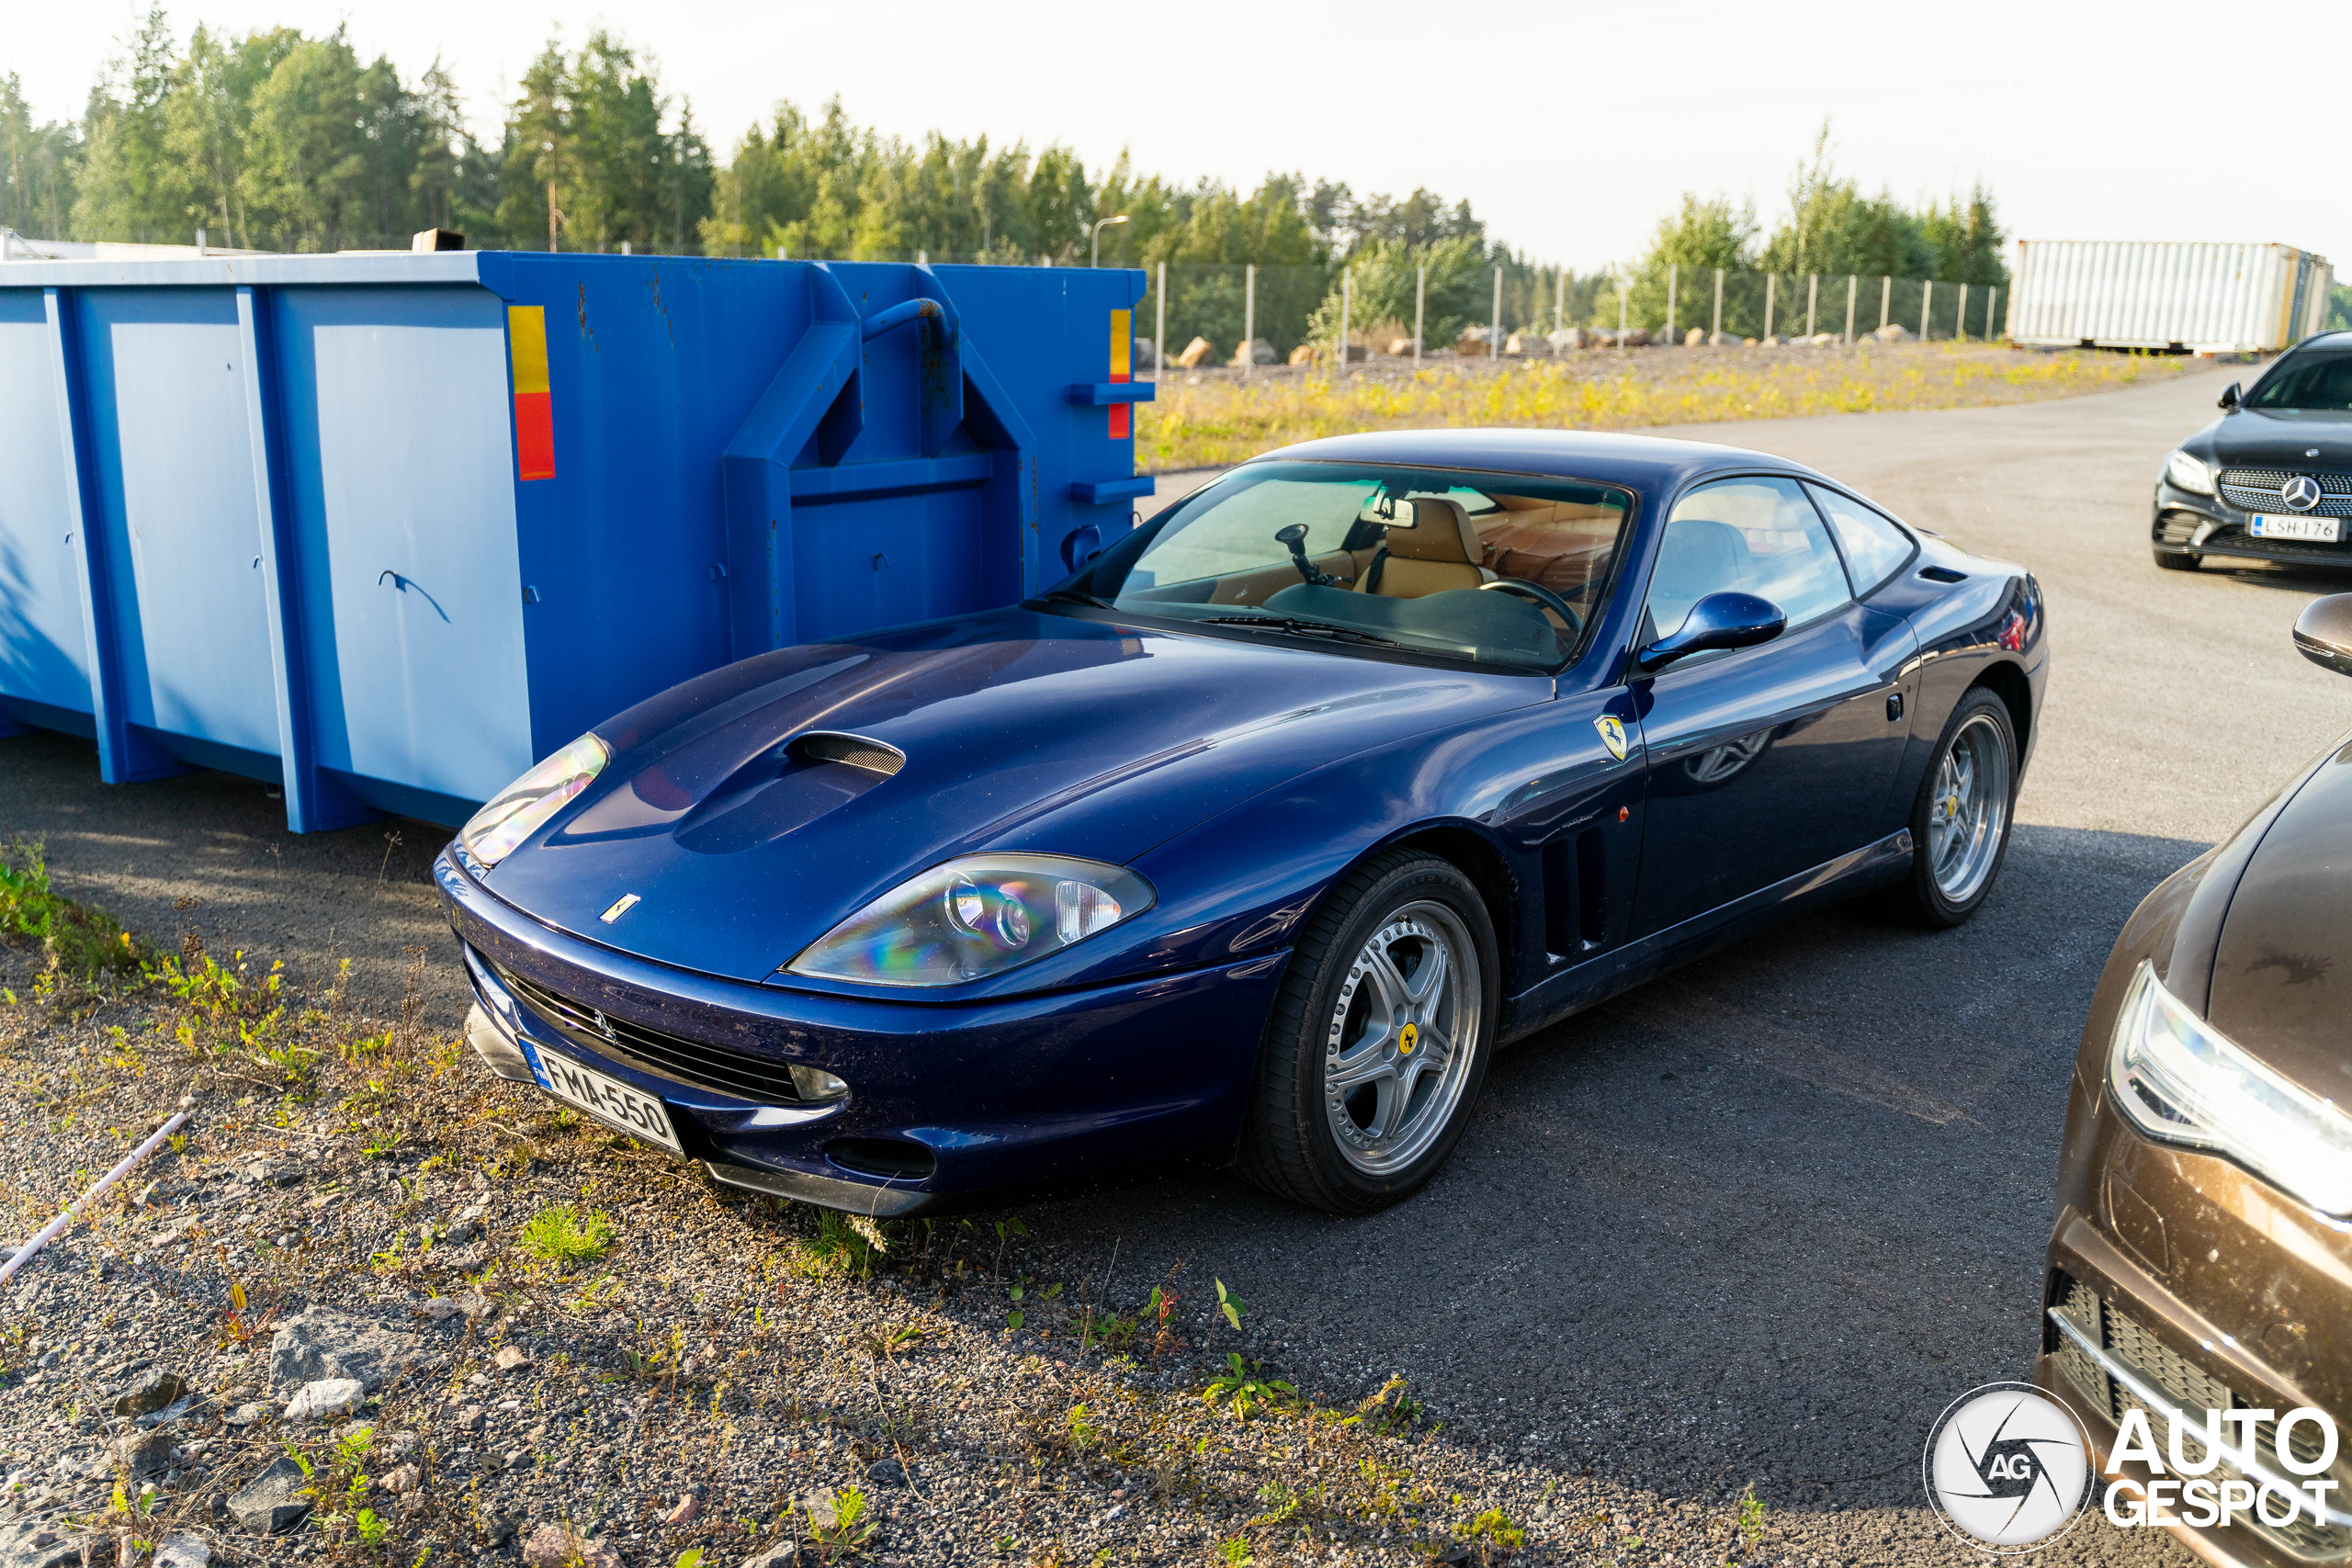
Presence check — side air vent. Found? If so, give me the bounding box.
[794,733,905,776]
[1918,565,1967,583]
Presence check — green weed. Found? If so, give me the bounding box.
[516,1202,616,1268]
[1738,1485,1767,1550]
[0,840,140,978]
[804,1485,876,1557]
[1202,1353,1295,1421]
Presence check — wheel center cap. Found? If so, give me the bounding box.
[1398,1022,1419,1055]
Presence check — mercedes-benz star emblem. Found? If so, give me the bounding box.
[2284,475,2324,512]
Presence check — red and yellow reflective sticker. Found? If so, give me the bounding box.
[1108,308,1132,441]
[508,305,555,481]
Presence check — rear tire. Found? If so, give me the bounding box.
[2154,547,2201,571]
[1238,850,1499,1213]
[1884,687,2018,930]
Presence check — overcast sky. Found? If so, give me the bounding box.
[12,0,2346,272]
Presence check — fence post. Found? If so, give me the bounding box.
[1491,265,1502,356]
[1763,274,1776,340]
[1879,276,1891,333]
[1339,268,1351,375]
[1154,260,1165,382]
[1806,274,1817,339]
[1618,275,1627,346]
[1667,263,1678,344]
[1956,282,1968,344]
[1713,268,1724,342]
[1414,265,1425,369]
[1920,279,1931,342]
[1846,274,1858,343]
[1554,268,1564,333]
[1243,263,1255,380]
[1986,287,1999,341]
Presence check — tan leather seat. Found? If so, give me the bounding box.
[1354,497,1488,597]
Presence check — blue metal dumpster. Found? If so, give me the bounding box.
[0,253,1154,831]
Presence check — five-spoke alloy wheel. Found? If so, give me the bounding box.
[1242,851,1498,1213]
[1890,687,2018,929]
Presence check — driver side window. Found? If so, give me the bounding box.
[1645,476,1851,645]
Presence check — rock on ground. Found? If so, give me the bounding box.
[283,1377,366,1420]
[153,1536,209,1568]
[0,1521,97,1568]
[111,1368,187,1416]
[227,1454,315,1534]
[520,1526,617,1568]
[268,1303,423,1393]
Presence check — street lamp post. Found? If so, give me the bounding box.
[1091,214,1130,267]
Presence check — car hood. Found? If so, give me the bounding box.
[2203,732,2352,1103]
[478,607,1546,981]
[2204,408,2352,469]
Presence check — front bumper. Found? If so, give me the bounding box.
[2153,480,2352,568]
[436,846,1286,1213]
[2035,1079,2352,1566]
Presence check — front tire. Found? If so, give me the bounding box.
[1886,688,2017,929]
[1238,850,1499,1213]
[2154,547,2202,572]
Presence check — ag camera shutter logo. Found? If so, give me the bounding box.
[1923,1382,2092,1552]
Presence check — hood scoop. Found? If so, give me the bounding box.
[672,732,904,855]
[795,732,904,776]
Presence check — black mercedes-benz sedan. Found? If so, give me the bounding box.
[2154,333,2352,572]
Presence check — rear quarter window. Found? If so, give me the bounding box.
[1805,484,1917,597]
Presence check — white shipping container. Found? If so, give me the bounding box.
[2005,240,2333,354]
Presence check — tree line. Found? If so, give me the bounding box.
[1,19,2005,354]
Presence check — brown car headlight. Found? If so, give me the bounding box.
[2109,962,2352,1214]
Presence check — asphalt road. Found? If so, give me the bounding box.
[6,363,2343,1563]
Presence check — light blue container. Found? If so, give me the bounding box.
[0,253,1153,829]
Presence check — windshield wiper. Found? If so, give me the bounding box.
[1197,614,1405,648]
[1035,588,1110,608]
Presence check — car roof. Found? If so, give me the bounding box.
[1250,427,1826,491]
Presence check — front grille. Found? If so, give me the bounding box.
[492,960,802,1104]
[2052,1275,2348,1561]
[2218,468,2352,518]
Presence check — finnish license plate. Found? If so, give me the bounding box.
[536,1049,683,1153]
[2252,514,2342,543]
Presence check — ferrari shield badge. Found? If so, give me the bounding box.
[1593,715,1628,762]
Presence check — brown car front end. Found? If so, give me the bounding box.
[2036,720,2352,1566]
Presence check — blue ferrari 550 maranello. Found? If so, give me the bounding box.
[437,429,2047,1214]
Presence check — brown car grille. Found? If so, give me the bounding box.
[491,958,801,1104]
[2053,1276,2344,1561]
[2217,468,2352,518]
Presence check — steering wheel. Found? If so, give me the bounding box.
[1480,578,1583,636]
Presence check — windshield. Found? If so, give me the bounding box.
[2249,350,2352,411]
[1058,461,1634,671]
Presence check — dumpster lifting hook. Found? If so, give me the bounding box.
[860,297,956,347]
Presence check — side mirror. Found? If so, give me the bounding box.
[2293,594,2352,677]
[2219,381,2241,411]
[1636,592,1787,672]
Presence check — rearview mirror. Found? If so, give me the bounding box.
[1636,592,1787,673]
[2219,381,2241,411]
[2293,593,2352,677]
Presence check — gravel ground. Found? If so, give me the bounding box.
[5,361,2333,1568]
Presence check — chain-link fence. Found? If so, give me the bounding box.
[1128,260,2008,375]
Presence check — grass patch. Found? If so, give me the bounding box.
[516,1201,617,1267]
[1136,341,2195,470]
[0,838,141,979]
